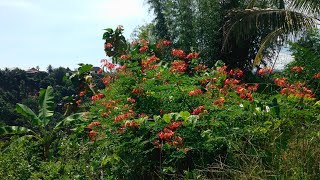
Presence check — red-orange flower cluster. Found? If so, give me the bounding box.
[235,85,254,101]
[229,69,244,78]
[188,89,203,96]
[156,39,172,49]
[171,49,186,58]
[139,46,148,53]
[132,88,142,95]
[114,110,134,122]
[257,67,272,76]
[91,93,105,102]
[213,97,225,106]
[139,39,149,53]
[291,66,304,73]
[88,130,98,141]
[87,121,101,141]
[87,121,101,129]
[79,91,86,97]
[127,97,136,103]
[154,121,183,148]
[120,54,131,59]
[141,55,159,72]
[102,75,112,86]
[313,72,320,79]
[194,64,207,72]
[104,43,113,49]
[277,81,315,98]
[170,60,188,73]
[274,77,287,87]
[186,52,200,59]
[101,59,116,70]
[192,105,205,115]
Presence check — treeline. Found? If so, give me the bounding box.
[142,0,319,70]
[0,67,77,127]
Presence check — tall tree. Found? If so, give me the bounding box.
[146,0,320,70]
[147,0,171,40]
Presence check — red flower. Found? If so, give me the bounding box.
[213,97,225,106]
[120,54,131,59]
[127,97,136,103]
[171,49,185,58]
[139,46,148,53]
[101,112,108,118]
[313,72,320,79]
[79,91,86,97]
[163,40,171,45]
[170,60,188,73]
[274,78,287,87]
[98,93,105,98]
[89,130,98,137]
[159,129,174,140]
[192,105,205,115]
[257,69,266,76]
[132,88,140,94]
[139,39,149,46]
[291,66,304,73]
[76,100,81,105]
[168,122,183,130]
[186,52,200,59]
[188,89,203,96]
[236,86,246,94]
[104,43,113,49]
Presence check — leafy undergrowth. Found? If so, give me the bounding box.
[1,27,320,179]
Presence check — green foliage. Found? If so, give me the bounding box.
[1,27,320,179]
[285,28,320,97]
[0,86,85,161]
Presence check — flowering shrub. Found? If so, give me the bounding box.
[1,27,320,179]
[75,28,320,179]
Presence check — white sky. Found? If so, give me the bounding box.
[0,0,152,70]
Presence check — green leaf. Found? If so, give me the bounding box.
[163,114,171,123]
[272,98,280,118]
[38,86,54,125]
[187,115,199,128]
[16,103,41,126]
[0,126,31,136]
[79,64,93,75]
[54,113,85,129]
[179,111,190,121]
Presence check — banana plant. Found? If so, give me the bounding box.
[0,86,85,160]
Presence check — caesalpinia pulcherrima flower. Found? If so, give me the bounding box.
[171,49,185,58]
[186,52,200,59]
[104,43,113,49]
[188,89,203,96]
[170,60,188,73]
[91,93,105,102]
[313,72,320,79]
[213,97,225,106]
[257,67,272,76]
[141,55,159,72]
[291,66,304,73]
[154,121,184,148]
[192,105,205,115]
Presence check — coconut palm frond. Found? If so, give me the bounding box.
[253,28,286,66]
[286,0,320,15]
[223,8,316,50]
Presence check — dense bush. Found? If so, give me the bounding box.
[0,27,319,179]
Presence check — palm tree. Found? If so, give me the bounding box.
[223,0,320,67]
[0,86,84,160]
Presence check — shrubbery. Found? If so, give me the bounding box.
[0,27,319,179]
